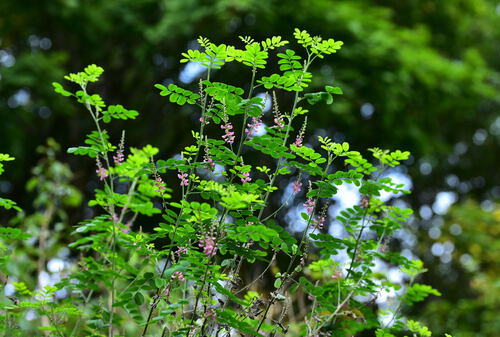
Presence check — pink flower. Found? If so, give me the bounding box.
[304,198,315,215]
[241,172,251,183]
[113,150,124,165]
[199,116,210,125]
[274,117,284,130]
[96,167,108,181]
[199,235,218,256]
[293,135,303,147]
[332,270,343,280]
[204,150,215,171]
[245,117,262,139]
[360,195,369,209]
[315,216,326,230]
[154,175,166,193]
[206,308,217,321]
[177,171,189,187]
[121,223,132,234]
[176,246,187,256]
[292,180,302,194]
[172,271,185,282]
[221,123,235,145]
[114,132,126,165]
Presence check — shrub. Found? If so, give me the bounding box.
[1,29,451,337]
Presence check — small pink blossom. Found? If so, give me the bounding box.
[292,180,302,194]
[293,134,303,147]
[199,235,218,256]
[241,172,251,183]
[206,308,217,321]
[96,167,108,181]
[114,132,126,165]
[176,246,187,256]
[315,216,326,230]
[172,271,185,282]
[332,270,343,280]
[245,117,262,139]
[154,175,166,193]
[221,123,235,145]
[113,150,124,165]
[199,116,210,125]
[121,223,132,234]
[204,152,215,171]
[360,195,369,209]
[177,171,189,187]
[304,198,315,215]
[274,117,284,130]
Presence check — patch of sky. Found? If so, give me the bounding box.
[378,169,412,202]
[473,128,488,145]
[179,61,206,84]
[432,191,458,215]
[8,89,30,108]
[490,116,500,135]
[360,102,374,119]
[256,92,271,113]
[0,49,15,67]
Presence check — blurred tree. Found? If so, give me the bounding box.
[412,200,500,337]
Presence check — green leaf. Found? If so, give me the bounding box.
[133,292,145,305]
[52,82,72,97]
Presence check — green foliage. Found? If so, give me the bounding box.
[0,30,453,337]
[0,154,21,212]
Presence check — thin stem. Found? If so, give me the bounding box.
[142,67,213,337]
[311,231,388,334]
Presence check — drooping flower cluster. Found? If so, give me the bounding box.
[177,171,189,187]
[172,271,185,282]
[199,235,218,256]
[221,122,235,144]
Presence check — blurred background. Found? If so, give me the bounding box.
[1,1,499,336]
